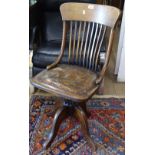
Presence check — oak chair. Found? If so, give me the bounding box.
[31,2,120,151]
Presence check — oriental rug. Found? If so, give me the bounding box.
[29,96,125,155]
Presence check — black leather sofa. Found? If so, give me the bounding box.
[29,0,106,76]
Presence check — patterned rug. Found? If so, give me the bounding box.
[29,96,125,155]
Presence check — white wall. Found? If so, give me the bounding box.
[117,39,125,82]
[115,10,125,82]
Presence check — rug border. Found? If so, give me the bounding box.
[31,92,125,99]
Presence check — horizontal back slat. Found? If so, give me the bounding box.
[60,3,121,28]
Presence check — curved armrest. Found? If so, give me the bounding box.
[96,29,115,85]
[95,67,106,84]
[46,21,67,70]
[46,57,61,70]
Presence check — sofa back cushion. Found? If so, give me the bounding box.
[40,12,63,42]
[39,0,96,11]
[39,0,96,42]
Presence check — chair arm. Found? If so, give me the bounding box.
[96,28,115,85]
[46,58,61,70]
[95,67,106,84]
[46,21,67,70]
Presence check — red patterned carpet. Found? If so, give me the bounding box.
[29,96,125,155]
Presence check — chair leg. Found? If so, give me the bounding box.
[79,102,91,117]
[43,106,68,149]
[74,105,97,152]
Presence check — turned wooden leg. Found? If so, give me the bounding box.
[43,106,68,149]
[79,102,91,117]
[74,106,97,152]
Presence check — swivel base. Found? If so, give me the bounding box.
[42,100,96,152]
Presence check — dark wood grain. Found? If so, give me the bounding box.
[74,106,96,152]
[31,3,120,151]
[32,64,98,102]
[60,3,120,27]
[43,106,68,149]
[46,21,67,70]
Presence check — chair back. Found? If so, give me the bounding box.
[60,3,121,71]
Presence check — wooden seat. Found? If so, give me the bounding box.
[31,64,98,102]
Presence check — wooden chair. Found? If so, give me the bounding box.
[31,2,120,151]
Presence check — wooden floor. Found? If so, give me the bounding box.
[30,26,125,97]
[103,71,125,96]
[103,26,125,96]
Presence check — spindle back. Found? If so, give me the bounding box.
[59,3,121,71]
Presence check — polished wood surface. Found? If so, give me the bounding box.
[60,3,120,27]
[32,64,98,102]
[74,105,96,151]
[44,106,68,149]
[46,21,67,70]
[31,3,121,151]
[46,3,120,88]
[42,102,96,152]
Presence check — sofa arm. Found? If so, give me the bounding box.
[29,26,38,50]
[29,2,41,50]
[29,2,40,26]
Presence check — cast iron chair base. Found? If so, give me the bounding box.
[42,100,96,152]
